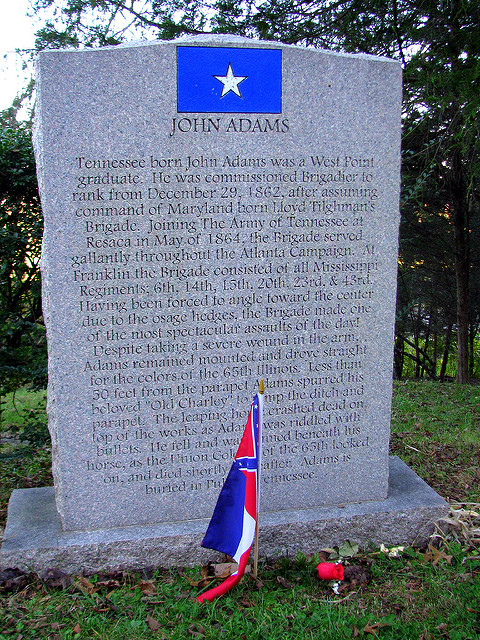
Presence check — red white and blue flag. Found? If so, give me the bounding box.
[196,390,262,603]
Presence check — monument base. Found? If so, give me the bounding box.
[1,457,448,575]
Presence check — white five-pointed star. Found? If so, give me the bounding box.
[214,63,247,98]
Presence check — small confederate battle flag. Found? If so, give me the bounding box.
[196,389,262,603]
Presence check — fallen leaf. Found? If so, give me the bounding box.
[72,623,81,634]
[92,598,118,614]
[30,617,48,629]
[146,614,161,631]
[186,565,213,588]
[96,579,121,589]
[317,550,332,563]
[138,579,156,595]
[0,568,30,593]
[363,621,389,635]
[74,575,97,595]
[214,562,237,578]
[186,575,211,588]
[39,568,74,589]
[276,575,289,587]
[338,541,359,558]
[188,623,206,637]
[422,544,452,566]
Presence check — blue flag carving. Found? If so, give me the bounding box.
[177,46,282,113]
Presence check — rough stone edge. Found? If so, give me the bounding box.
[36,32,401,65]
[1,457,448,574]
[33,51,65,528]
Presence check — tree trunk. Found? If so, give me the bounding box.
[440,320,453,382]
[452,147,470,383]
[469,325,477,378]
[394,333,404,379]
[414,304,422,378]
[421,309,433,378]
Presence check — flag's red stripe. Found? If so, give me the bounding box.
[235,409,254,458]
[195,549,251,603]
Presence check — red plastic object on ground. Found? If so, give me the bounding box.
[317,563,344,580]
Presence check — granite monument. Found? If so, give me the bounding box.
[1,35,447,573]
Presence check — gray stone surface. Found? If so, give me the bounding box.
[34,35,402,533]
[0,457,447,574]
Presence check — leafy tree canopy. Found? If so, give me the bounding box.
[0,120,46,394]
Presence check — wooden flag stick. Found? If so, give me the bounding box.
[253,519,260,579]
[254,379,264,579]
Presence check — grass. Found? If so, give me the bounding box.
[390,380,480,503]
[0,388,46,427]
[1,547,479,639]
[1,380,480,639]
[0,389,51,526]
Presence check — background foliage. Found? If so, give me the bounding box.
[0,118,46,399]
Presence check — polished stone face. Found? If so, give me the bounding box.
[34,35,402,532]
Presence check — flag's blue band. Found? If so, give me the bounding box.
[236,458,258,472]
[177,46,282,114]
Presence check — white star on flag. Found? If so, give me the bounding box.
[214,63,247,98]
